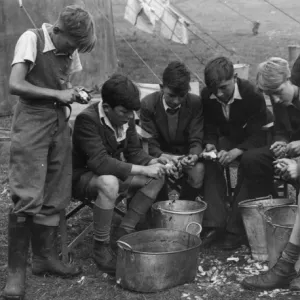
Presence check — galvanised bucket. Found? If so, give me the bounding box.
[239,196,294,261]
[265,205,300,270]
[151,199,207,237]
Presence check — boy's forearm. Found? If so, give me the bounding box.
[131,164,147,176]
[10,79,59,101]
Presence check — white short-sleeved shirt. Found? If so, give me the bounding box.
[12,23,82,74]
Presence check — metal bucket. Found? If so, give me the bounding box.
[116,228,201,292]
[151,200,207,237]
[265,205,299,269]
[239,196,294,261]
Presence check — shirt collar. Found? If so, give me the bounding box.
[98,100,129,142]
[209,82,242,103]
[41,23,73,59]
[162,95,181,111]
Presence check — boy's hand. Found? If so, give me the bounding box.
[56,88,78,104]
[205,144,217,152]
[274,158,299,181]
[160,153,184,165]
[286,141,300,158]
[180,154,198,167]
[270,141,287,158]
[218,149,242,166]
[144,163,166,179]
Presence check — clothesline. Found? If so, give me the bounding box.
[93,0,162,84]
[125,1,207,66]
[149,0,234,54]
[218,0,257,24]
[262,0,300,27]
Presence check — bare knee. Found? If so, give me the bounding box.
[188,162,205,188]
[95,175,119,201]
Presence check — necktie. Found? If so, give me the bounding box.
[166,107,179,115]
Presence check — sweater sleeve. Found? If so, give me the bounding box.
[140,95,164,157]
[73,113,133,181]
[237,89,267,150]
[187,95,204,155]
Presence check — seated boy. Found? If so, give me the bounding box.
[233,57,300,291]
[201,56,267,248]
[242,157,300,291]
[72,74,166,275]
[140,61,204,200]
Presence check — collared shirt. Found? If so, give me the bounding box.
[210,82,242,120]
[162,95,181,111]
[98,101,129,142]
[12,23,82,74]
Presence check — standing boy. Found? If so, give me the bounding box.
[3,6,96,300]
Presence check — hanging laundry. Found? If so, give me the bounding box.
[159,8,189,44]
[124,0,189,44]
[124,0,154,34]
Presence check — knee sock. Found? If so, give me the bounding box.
[282,242,300,264]
[120,191,154,232]
[93,204,114,242]
[180,181,201,201]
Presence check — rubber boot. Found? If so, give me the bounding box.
[93,240,116,275]
[241,257,297,290]
[31,223,81,278]
[2,211,30,300]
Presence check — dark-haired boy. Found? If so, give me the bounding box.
[72,74,166,275]
[140,61,205,200]
[201,56,268,248]
[4,5,96,300]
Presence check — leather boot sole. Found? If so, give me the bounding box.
[241,277,293,291]
[290,281,300,291]
[32,259,82,279]
[93,259,116,276]
[242,280,290,291]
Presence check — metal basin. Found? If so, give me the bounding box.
[151,200,207,236]
[116,228,201,292]
[239,196,294,261]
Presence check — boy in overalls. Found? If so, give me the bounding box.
[3,5,96,300]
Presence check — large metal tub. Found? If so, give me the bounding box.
[116,228,201,292]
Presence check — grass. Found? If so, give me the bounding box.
[1,0,300,298]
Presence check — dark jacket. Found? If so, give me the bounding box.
[72,103,152,183]
[272,98,300,143]
[140,91,204,157]
[201,78,267,150]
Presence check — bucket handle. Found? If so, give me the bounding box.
[186,222,202,237]
[116,240,133,251]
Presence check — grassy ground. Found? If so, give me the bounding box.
[1,0,300,299]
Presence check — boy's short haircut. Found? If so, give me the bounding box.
[58,5,96,53]
[204,57,234,89]
[162,61,191,95]
[101,74,141,111]
[256,57,291,92]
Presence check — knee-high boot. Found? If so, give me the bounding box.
[2,211,31,300]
